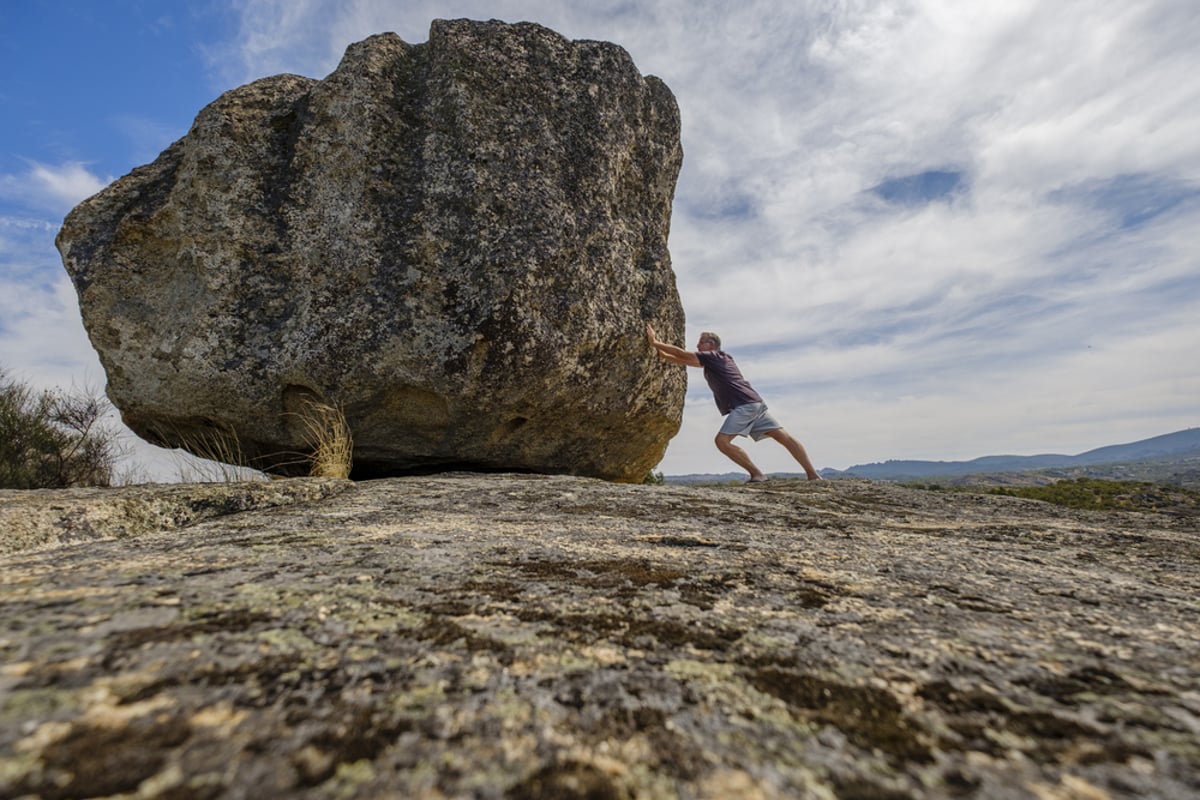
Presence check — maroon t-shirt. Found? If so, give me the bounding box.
[697,351,763,415]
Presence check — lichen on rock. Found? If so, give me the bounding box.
[2,474,1198,797]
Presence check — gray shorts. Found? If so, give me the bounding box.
[719,402,783,441]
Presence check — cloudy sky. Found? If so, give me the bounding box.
[2,0,1197,479]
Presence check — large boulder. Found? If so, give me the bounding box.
[57,19,685,482]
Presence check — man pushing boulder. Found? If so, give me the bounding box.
[646,324,823,482]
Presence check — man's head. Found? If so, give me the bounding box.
[698,332,721,352]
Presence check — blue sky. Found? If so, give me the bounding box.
[2,0,1198,479]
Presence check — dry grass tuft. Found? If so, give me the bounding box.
[165,423,268,483]
[294,400,354,479]
[154,402,353,482]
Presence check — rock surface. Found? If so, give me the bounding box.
[2,475,1198,798]
[56,19,685,482]
[0,479,350,555]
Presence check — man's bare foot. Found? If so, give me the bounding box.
[748,474,771,483]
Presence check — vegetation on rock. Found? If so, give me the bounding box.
[0,367,124,489]
[292,400,354,479]
[987,477,1200,513]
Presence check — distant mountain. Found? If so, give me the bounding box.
[832,428,1200,481]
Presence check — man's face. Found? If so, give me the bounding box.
[697,336,717,352]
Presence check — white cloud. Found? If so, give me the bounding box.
[0,216,102,408]
[0,272,96,390]
[0,162,109,214]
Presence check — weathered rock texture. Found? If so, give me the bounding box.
[0,479,349,555]
[2,476,1198,798]
[56,19,685,482]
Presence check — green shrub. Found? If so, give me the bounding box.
[0,367,123,489]
[988,478,1198,512]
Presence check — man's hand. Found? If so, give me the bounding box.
[645,323,700,368]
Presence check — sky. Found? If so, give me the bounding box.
[2,0,1198,480]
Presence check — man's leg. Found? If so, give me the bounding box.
[715,433,767,481]
[764,429,823,480]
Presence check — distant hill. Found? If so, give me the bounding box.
[831,428,1200,481]
[666,428,1200,485]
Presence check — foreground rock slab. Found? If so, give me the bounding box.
[2,475,1198,798]
[0,479,350,555]
[57,19,685,482]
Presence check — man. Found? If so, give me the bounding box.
[646,324,822,482]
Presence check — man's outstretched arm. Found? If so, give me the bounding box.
[646,324,701,367]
